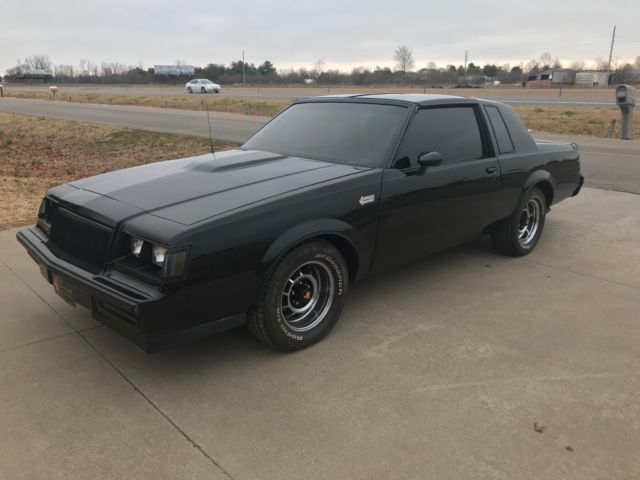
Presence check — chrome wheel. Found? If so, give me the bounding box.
[518,197,542,246]
[280,261,335,333]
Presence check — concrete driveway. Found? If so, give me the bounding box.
[1,187,639,479]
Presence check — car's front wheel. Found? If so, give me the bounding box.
[187,87,193,94]
[248,241,348,350]
[491,187,546,256]
[201,87,206,94]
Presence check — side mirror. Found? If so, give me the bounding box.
[417,151,443,167]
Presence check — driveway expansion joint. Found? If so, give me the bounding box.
[1,258,234,480]
[0,331,75,355]
[76,330,235,480]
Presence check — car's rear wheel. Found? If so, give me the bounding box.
[248,241,348,350]
[491,187,546,256]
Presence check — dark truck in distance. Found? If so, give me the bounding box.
[17,94,583,351]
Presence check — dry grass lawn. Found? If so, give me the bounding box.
[513,105,639,138]
[0,113,234,230]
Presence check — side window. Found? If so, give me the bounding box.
[484,106,515,154]
[394,106,485,168]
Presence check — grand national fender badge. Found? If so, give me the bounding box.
[358,194,375,206]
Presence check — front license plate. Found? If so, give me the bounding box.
[52,275,76,307]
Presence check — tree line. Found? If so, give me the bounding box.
[3,49,639,85]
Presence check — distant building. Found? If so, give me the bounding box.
[153,65,196,82]
[525,70,573,88]
[575,72,609,88]
[15,69,53,81]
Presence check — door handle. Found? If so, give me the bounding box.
[485,166,498,175]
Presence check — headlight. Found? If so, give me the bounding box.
[152,245,188,277]
[131,237,144,257]
[126,235,188,278]
[152,245,167,266]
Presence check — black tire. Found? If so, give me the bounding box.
[187,87,193,94]
[248,241,348,351]
[201,87,206,94]
[491,187,546,257]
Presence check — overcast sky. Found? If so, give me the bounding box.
[1,0,639,74]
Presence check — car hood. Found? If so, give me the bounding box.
[67,149,368,226]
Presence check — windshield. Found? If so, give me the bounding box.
[242,102,408,167]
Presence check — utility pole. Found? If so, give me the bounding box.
[463,50,468,85]
[607,25,616,86]
[242,50,246,86]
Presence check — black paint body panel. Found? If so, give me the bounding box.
[17,94,582,350]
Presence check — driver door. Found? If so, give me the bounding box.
[372,105,501,273]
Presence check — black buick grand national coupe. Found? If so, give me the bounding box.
[18,94,583,351]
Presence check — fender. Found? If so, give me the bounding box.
[521,169,556,208]
[260,218,363,277]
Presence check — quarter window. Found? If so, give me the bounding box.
[485,106,515,154]
[395,106,485,167]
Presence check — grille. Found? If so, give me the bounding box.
[48,208,113,273]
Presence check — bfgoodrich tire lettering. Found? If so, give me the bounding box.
[248,241,348,350]
[491,187,547,257]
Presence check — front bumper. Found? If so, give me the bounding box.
[16,227,244,351]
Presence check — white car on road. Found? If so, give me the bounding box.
[185,79,221,94]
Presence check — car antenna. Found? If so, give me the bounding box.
[204,100,216,158]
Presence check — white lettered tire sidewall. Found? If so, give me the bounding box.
[259,242,348,350]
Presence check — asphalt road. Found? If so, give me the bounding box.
[0,97,264,144]
[2,97,639,194]
[6,84,617,106]
[2,187,640,479]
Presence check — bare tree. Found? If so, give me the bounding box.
[525,59,540,73]
[594,57,609,71]
[12,55,52,73]
[539,52,553,69]
[393,45,415,82]
[25,55,52,71]
[56,64,75,78]
[314,57,326,74]
[569,61,585,71]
